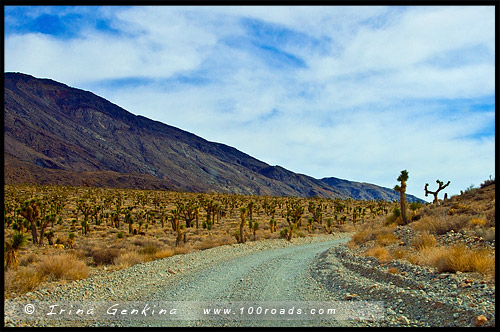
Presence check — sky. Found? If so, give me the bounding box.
[4,5,495,201]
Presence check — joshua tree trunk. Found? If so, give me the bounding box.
[394,170,409,225]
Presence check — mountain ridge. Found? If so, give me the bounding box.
[4,72,423,202]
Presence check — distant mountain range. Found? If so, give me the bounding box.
[4,72,423,202]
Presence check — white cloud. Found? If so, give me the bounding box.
[4,5,495,199]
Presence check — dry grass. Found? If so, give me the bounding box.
[412,215,469,235]
[349,224,396,248]
[4,267,45,297]
[474,227,495,242]
[19,252,40,267]
[411,246,495,278]
[375,232,399,246]
[113,251,143,269]
[411,231,437,251]
[469,217,487,227]
[173,246,193,255]
[91,248,123,266]
[4,253,88,299]
[153,249,175,259]
[387,267,399,274]
[364,245,392,263]
[390,247,407,260]
[36,253,89,281]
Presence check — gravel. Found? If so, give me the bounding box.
[312,244,495,327]
[4,232,495,327]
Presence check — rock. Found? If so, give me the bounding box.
[398,316,410,325]
[432,301,444,309]
[475,315,487,327]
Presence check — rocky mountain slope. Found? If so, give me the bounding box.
[4,72,422,201]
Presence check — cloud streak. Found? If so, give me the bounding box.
[4,5,495,200]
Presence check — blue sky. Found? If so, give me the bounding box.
[4,6,495,200]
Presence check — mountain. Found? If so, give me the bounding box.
[4,72,423,202]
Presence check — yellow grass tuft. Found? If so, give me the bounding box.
[411,231,437,251]
[113,251,143,269]
[4,267,45,297]
[413,246,495,278]
[36,253,89,281]
[364,246,392,263]
[390,248,407,260]
[349,225,396,247]
[375,233,399,246]
[469,218,487,227]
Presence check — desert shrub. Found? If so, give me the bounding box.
[117,231,124,239]
[153,249,174,259]
[375,232,399,246]
[350,229,376,245]
[411,231,437,251]
[91,248,122,265]
[36,253,88,281]
[19,252,40,267]
[113,251,143,269]
[414,246,495,278]
[350,225,395,247]
[295,230,306,238]
[412,215,469,235]
[364,246,392,263]
[469,217,487,227]
[385,212,399,226]
[4,266,45,297]
[138,244,159,256]
[474,227,495,242]
[390,248,407,260]
[173,246,192,255]
[480,177,495,188]
[195,238,224,250]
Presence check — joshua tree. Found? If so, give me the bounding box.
[307,218,314,233]
[170,209,185,247]
[5,231,28,270]
[44,229,55,245]
[269,219,277,233]
[19,199,41,245]
[237,207,247,243]
[247,201,255,221]
[424,180,451,205]
[308,201,323,224]
[176,200,198,228]
[284,200,304,241]
[68,232,76,248]
[409,201,422,219]
[39,214,55,245]
[125,211,134,234]
[176,225,185,247]
[77,199,93,235]
[326,217,333,234]
[394,170,409,225]
[252,221,259,241]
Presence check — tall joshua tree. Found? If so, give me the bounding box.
[394,170,409,225]
[424,180,451,204]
